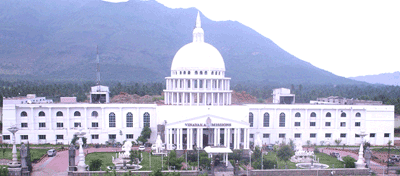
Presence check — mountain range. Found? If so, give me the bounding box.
[349,72,400,86]
[0,0,361,85]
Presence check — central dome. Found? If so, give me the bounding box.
[171,42,225,71]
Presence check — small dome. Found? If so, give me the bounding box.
[171,42,225,71]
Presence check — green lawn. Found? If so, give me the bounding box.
[85,152,117,171]
[264,152,297,169]
[0,148,48,162]
[315,152,344,168]
[140,152,165,171]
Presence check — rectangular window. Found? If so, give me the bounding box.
[355,122,361,127]
[21,135,28,140]
[74,122,81,128]
[21,123,28,128]
[310,133,316,138]
[340,122,346,127]
[126,134,134,139]
[294,133,301,138]
[92,122,99,128]
[263,134,270,138]
[56,135,64,140]
[92,134,99,139]
[310,122,316,127]
[325,122,331,127]
[38,135,46,140]
[57,123,63,128]
[294,122,301,127]
[39,122,46,128]
[370,133,376,138]
[279,116,285,127]
[340,133,346,138]
[109,134,116,140]
[250,134,254,138]
[127,120,133,128]
[384,133,390,137]
[279,133,286,138]
[325,133,332,138]
[355,134,360,138]
[3,135,10,140]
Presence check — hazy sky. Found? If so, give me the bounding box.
[105,0,400,78]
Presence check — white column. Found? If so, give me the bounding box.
[227,129,231,148]
[224,128,227,147]
[179,128,183,150]
[176,128,179,149]
[196,128,200,148]
[238,128,241,149]
[188,128,191,150]
[233,129,237,149]
[199,128,203,148]
[245,129,250,149]
[213,128,217,146]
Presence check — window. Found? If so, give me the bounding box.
[294,122,301,127]
[56,111,63,116]
[355,134,360,138]
[263,134,270,138]
[325,122,331,127]
[310,133,316,138]
[38,111,45,117]
[250,134,254,138]
[109,134,116,140]
[310,112,316,117]
[109,112,116,127]
[370,133,376,138]
[21,123,28,128]
[249,112,254,127]
[295,112,301,117]
[39,123,46,128]
[384,133,390,137]
[325,133,332,138]
[21,111,27,117]
[74,111,81,116]
[38,135,46,140]
[310,122,316,127]
[92,134,99,139]
[126,134,134,139]
[355,112,361,117]
[56,135,63,140]
[143,112,150,127]
[340,122,346,127]
[341,112,346,117]
[74,122,81,128]
[279,133,286,138]
[355,122,361,127]
[295,133,301,138]
[57,123,63,128]
[126,112,133,127]
[21,135,28,140]
[92,122,98,128]
[279,113,285,127]
[3,135,10,140]
[326,112,331,117]
[91,111,98,117]
[263,113,270,127]
[340,133,346,138]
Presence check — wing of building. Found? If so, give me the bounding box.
[1,12,394,148]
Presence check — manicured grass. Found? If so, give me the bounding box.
[0,148,48,162]
[264,152,297,169]
[140,152,165,171]
[315,152,344,168]
[85,152,117,171]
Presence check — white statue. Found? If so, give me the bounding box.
[295,141,303,152]
[122,141,132,155]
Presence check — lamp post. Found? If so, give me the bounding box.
[7,125,20,167]
[355,131,367,169]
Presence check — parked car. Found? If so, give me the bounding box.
[151,144,166,151]
[390,155,400,162]
[47,149,57,157]
[330,152,340,158]
[138,145,146,151]
[266,144,275,151]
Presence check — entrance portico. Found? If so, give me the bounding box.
[165,114,250,150]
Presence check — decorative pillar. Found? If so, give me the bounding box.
[199,128,203,148]
[76,127,87,171]
[233,129,237,149]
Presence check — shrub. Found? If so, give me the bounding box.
[89,159,103,171]
[342,156,356,168]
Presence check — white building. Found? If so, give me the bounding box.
[1,12,394,148]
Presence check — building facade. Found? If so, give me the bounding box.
[1,13,395,148]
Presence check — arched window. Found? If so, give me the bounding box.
[263,113,270,127]
[109,112,116,127]
[91,111,98,117]
[326,112,331,117]
[205,71,207,75]
[355,112,361,117]
[249,112,254,127]
[56,111,63,117]
[341,112,346,117]
[21,111,27,117]
[38,111,45,117]
[74,111,81,116]
[126,112,133,127]
[295,112,301,117]
[279,113,285,127]
[211,71,214,75]
[188,71,191,75]
[310,112,316,117]
[143,112,150,127]
[195,71,198,75]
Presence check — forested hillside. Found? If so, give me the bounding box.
[1,81,399,114]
